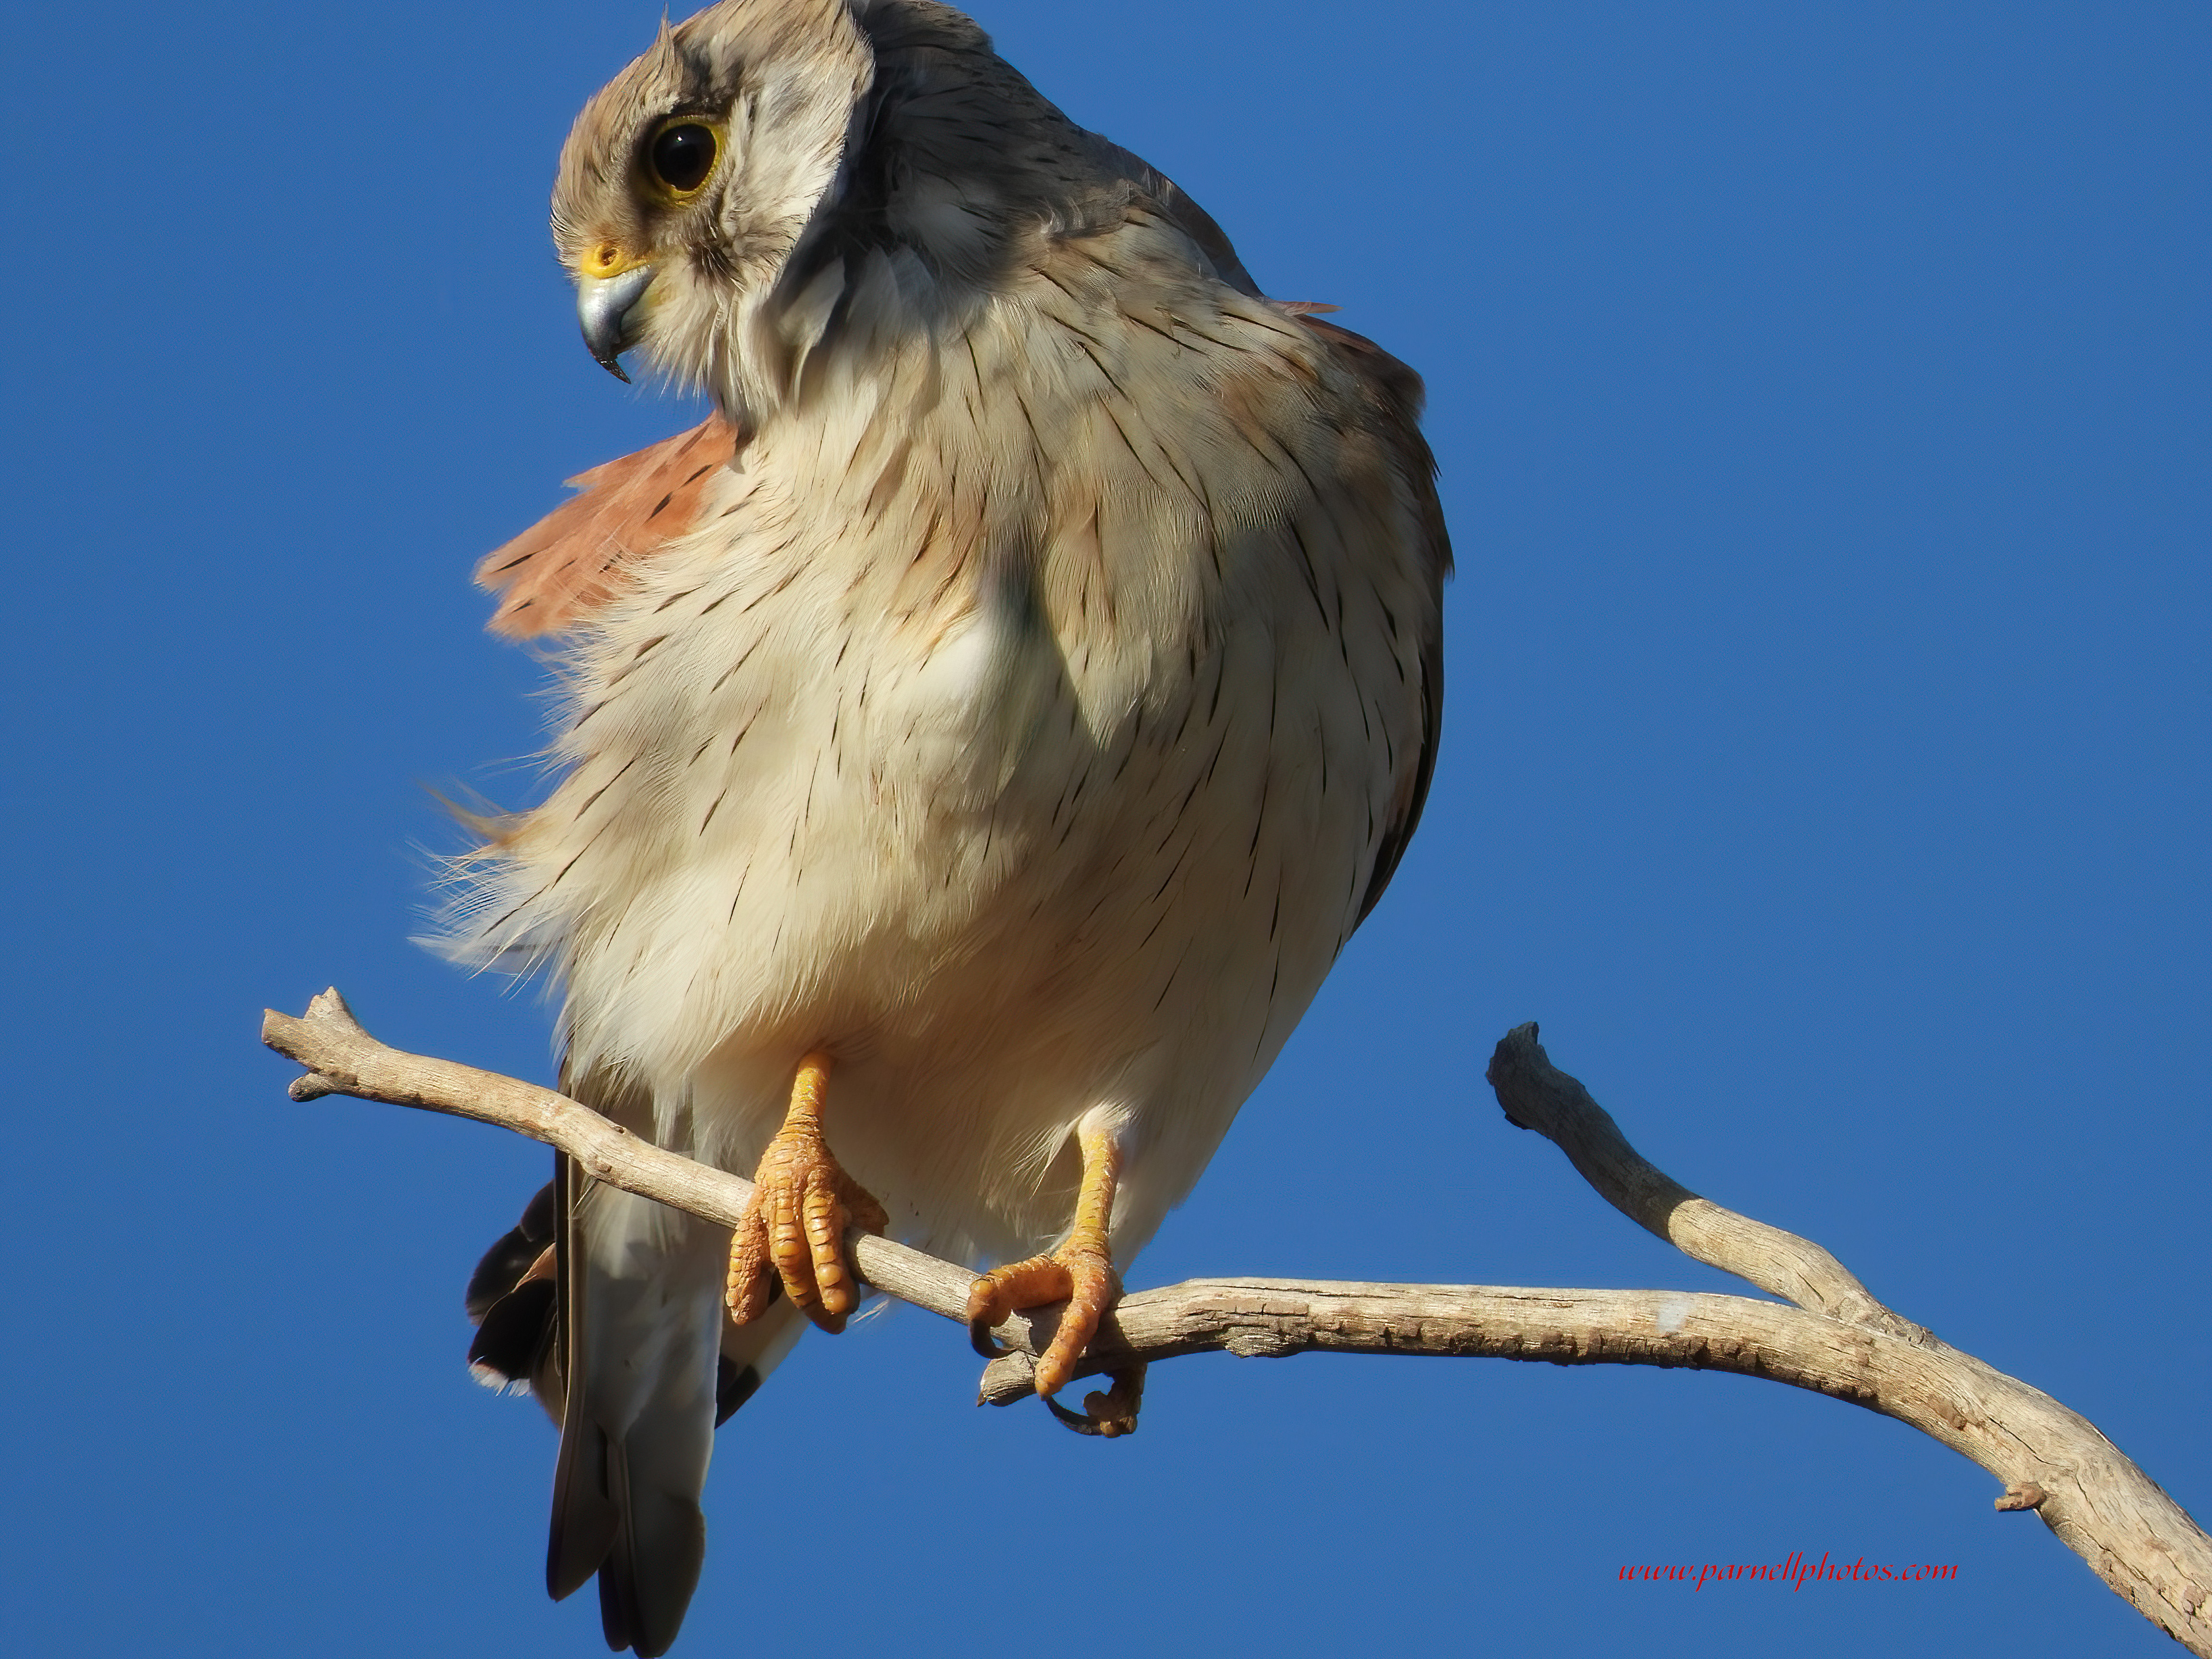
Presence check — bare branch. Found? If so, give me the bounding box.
[262,992,2212,1655]
[263,990,1045,1354]
[1473,1023,2212,1648]
[1485,1023,1924,1340]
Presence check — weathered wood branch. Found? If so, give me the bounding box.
[263,989,983,1330]
[262,992,2212,1654]
[1484,1025,1928,1342]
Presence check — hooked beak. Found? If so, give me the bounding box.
[577,264,658,382]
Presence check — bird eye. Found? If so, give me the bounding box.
[648,122,720,199]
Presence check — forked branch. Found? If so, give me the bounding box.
[262,992,2212,1654]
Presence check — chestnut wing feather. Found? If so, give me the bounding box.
[477,417,740,639]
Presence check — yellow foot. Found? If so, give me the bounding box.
[966,1237,1122,1397]
[965,1120,1134,1427]
[726,1050,887,1335]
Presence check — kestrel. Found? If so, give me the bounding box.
[454,2,1449,1652]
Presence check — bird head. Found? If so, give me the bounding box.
[551,0,876,417]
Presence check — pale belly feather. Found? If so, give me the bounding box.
[469,286,1428,1268]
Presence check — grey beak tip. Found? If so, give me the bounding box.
[577,263,657,384]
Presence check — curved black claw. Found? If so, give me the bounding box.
[1042,1364,1146,1438]
[969,1310,1015,1361]
[1043,1393,1117,1436]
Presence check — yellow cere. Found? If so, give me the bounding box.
[581,240,646,280]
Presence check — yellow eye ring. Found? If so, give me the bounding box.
[644,119,721,203]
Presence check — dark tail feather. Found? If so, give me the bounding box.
[469,1277,555,1388]
[545,1153,717,1656]
[597,1431,706,1659]
[469,1074,799,1657]
[465,1178,558,1321]
[548,1151,619,1604]
[548,1415,622,1602]
[553,1413,705,1658]
[465,1172,563,1409]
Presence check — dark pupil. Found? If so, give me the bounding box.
[652,125,716,193]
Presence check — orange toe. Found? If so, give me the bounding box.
[727,1052,887,1334]
[966,1238,1119,1397]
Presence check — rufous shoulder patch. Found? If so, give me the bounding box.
[476,416,741,639]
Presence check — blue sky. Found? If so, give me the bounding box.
[2,2,2205,1654]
